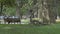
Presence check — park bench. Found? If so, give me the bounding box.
[4,16,21,24]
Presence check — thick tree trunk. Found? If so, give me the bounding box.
[36,0,56,24]
[16,0,22,24]
[47,0,56,24]
[41,0,50,24]
[38,0,44,22]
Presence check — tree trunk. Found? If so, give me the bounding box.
[29,10,34,23]
[47,0,56,24]
[41,0,50,24]
[16,0,21,24]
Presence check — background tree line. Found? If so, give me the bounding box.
[0,0,60,24]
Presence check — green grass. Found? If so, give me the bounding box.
[0,23,60,34]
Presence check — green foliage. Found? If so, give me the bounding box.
[0,0,37,16]
[4,7,16,16]
[21,6,28,15]
[0,0,15,7]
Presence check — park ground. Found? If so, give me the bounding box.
[0,22,60,34]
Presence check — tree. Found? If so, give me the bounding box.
[47,0,56,24]
[41,0,56,24]
[0,0,15,16]
[16,0,28,23]
[38,0,56,24]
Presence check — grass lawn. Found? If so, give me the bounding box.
[0,23,60,34]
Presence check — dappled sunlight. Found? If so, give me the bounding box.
[56,19,60,22]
